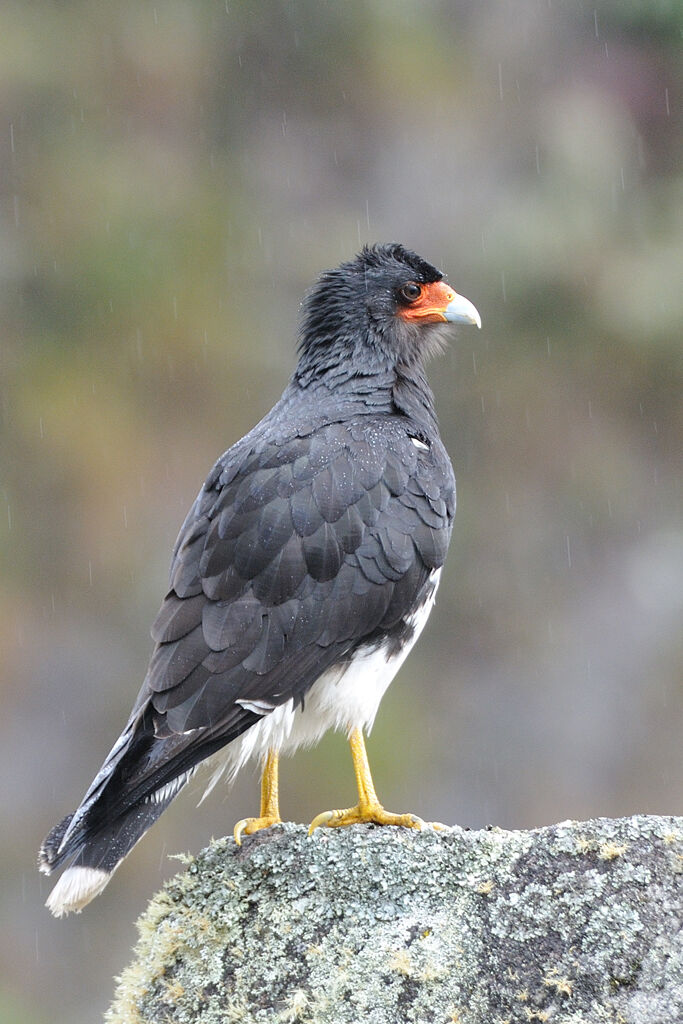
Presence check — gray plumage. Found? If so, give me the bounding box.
[39,243,479,915]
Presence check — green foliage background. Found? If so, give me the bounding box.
[1,2,681,1021]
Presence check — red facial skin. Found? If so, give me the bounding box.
[396,280,456,324]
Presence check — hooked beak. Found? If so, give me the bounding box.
[397,279,481,328]
[444,291,481,329]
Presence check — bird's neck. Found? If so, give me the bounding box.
[392,362,439,436]
[291,355,438,436]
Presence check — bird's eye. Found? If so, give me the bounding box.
[399,282,422,303]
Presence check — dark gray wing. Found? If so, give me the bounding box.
[78,418,455,820]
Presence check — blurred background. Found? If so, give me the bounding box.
[1,1,681,1020]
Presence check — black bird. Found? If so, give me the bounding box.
[39,243,480,916]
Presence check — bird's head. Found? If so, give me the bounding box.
[296,243,480,384]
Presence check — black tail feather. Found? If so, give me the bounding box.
[41,768,193,877]
[71,787,182,874]
[42,786,188,916]
[38,812,75,873]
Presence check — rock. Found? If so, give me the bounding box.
[106,816,683,1023]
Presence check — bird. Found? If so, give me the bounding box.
[39,242,481,916]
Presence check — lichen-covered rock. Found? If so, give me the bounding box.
[107,816,683,1024]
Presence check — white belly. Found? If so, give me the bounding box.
[201,569,441,797]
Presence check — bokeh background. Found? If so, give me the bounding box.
[1,1,681,1021]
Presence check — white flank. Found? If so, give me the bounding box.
[45,866,111,918]
[201,568,442,799]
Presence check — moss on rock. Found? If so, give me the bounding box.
[107,816,683,1023]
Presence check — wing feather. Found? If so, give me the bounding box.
[91,417,455,810]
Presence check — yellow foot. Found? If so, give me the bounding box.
[308,802,428,836]
[233,815,282,846]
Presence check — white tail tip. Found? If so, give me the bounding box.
[45,866,111,917]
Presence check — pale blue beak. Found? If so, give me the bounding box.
[444,292,481,328]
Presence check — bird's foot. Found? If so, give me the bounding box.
[308,801,441,836]
[233,814,282,846]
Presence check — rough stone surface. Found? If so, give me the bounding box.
[106,816,683,1024]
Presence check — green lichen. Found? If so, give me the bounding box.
[106,816,683,1024]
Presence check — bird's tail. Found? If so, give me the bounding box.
[39,770,192,917]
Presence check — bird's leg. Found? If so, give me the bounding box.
[308,727,427,834]
[233,748,282,845]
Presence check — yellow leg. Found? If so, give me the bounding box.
[308,727,437,835]
[233,748,282,845]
